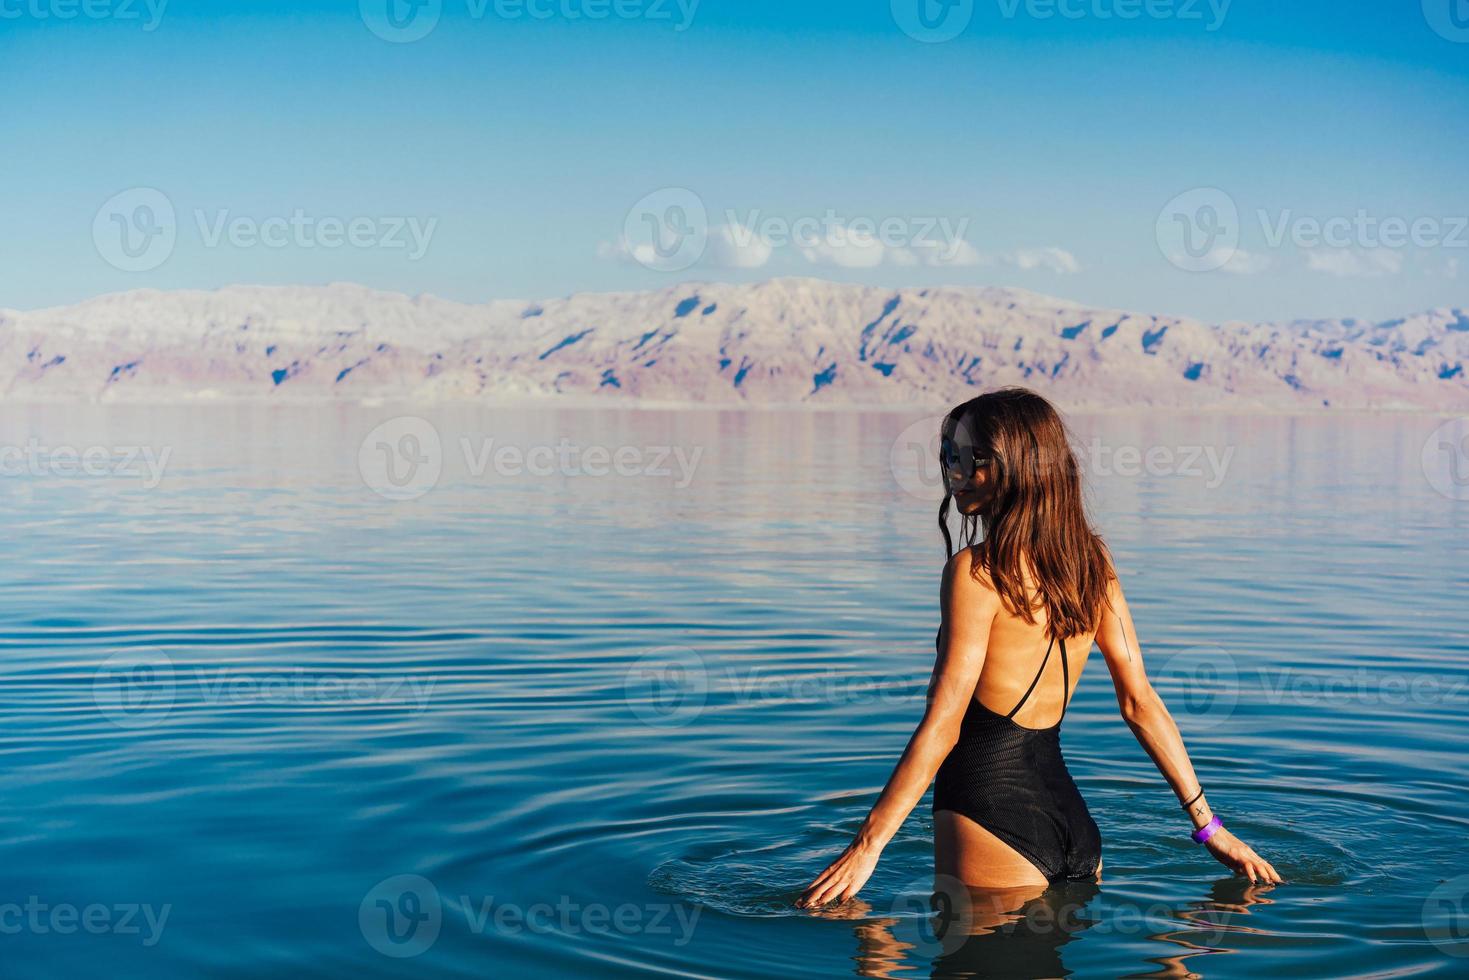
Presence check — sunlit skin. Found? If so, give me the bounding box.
[798,441,1282,909]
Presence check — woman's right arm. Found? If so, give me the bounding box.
[1096,578,1284,885]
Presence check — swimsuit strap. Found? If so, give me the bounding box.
[1059,636,1070,721]
[1005,634,1055,720]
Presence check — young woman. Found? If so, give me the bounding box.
[799,388,1281,907]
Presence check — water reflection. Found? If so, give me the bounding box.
[831,876,1282,979]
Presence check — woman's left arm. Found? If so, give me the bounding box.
[798,548,997,908]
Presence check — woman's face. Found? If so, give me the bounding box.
[941,428,997,515]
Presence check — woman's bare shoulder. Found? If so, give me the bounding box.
[942,546,999,598]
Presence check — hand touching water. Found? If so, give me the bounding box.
[1203,827,1284,884]
[797,840,880,908]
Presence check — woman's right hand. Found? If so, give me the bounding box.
[1202,827,1283,884]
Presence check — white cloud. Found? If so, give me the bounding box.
[928,238,987,265]
[904,239,987,268]
[1306,249,1403,279]
[705,224,773,269]
[596,238,654,266]
[1004,247,1081,275]
[1219,248,1272,275]
[800,223,887,269]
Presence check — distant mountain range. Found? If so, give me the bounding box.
[3,279,1466,411]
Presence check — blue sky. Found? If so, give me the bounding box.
[3,0,1467,321]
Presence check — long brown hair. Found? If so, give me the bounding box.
[937,387,1112,639]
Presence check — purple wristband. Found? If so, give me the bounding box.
[1191,816,1223,844]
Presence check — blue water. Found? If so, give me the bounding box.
[1,405,1466,978]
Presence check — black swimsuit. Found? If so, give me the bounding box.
[931,631,1102,884]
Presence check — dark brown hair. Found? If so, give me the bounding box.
[937,387,1113,639]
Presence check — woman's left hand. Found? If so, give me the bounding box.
[797,841,880,908]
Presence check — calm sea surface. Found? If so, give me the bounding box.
[1,405,1466,978]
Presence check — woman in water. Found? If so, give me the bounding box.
[799,388,1281,908]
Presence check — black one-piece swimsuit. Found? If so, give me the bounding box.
[931,630,1103,884]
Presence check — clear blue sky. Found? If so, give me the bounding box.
[3,0,1467,321]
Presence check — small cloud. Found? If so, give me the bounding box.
[890,239,986,268]
[1447,257,1460,280]
[1219,248,1271,275]
[706,224,773,269]
[1306,249,1403,279]
[914,239,987,268]
[1004,247,1081,275]
[596,237,658,267]
[800,223,887,269]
